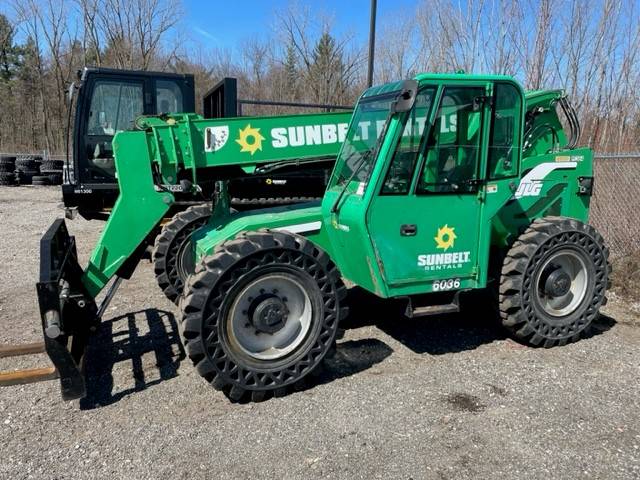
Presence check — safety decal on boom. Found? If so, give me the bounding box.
[204,126,230,152]
[514,161,577,199]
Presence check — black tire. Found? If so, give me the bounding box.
[15,159,39,172]
[180,230,347,401]
[0,156,15,172]
[40,160,64,171]
[45,173,63,185]
[31,175,50,186]
[153,204,213,304]
[16,170,38,185]
[16,154,41,161]
[499,216,610,347]
[0,172,16,186]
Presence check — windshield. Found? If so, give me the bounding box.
[329,93,398,191]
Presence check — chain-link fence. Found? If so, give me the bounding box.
[590,153,640,259]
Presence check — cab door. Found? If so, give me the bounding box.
[367,83,492,294]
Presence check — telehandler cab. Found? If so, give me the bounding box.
[31,73,609,402]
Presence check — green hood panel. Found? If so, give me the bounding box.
[193,202,329,262]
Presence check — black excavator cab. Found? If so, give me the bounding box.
[62,67,196,220]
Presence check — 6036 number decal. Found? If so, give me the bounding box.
[432,278,460,291]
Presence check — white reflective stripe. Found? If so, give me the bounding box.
[515,161,577,198]
[274,221,322,234]
[522,161,577,182]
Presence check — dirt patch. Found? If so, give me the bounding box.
[610,251,640,303]
[444,393,486,413]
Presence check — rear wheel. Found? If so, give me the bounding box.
[499,217,610,347]
[180,230,347,401]
[153,204,212,304]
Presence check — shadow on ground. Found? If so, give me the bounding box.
[313,338,393,384]
[341,287,617,354]
[78,291,618,406]
[80,309,185,410]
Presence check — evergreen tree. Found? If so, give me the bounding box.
[284,41,298,98]
[309,31,347,105]
[0,14,23,83]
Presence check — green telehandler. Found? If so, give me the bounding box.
[31,73,609,402]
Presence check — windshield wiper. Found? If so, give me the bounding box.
[330,150,371,213]
[334,149,367,186]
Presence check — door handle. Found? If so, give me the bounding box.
[400,224,417,236]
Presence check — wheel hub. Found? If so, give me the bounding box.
[544,268,572,297]
[249,295,289,334]
[535,250,589,317]
[227,273,313,361]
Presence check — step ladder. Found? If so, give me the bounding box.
[404,291,463,318]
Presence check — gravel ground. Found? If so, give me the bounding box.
[1,187,639,480]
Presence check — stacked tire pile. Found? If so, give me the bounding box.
[0,154,65,187]
[0,155,16,186]
[15,155,42,185]
[38,159,64,186]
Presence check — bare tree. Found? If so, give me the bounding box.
[79,0,180,70]
[276,4,363,106]
[376,14,419,82]
[2,0,639,153]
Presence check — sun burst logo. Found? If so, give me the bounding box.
[434,224,457,251]
[235,124,265,155]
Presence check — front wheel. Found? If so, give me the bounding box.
[499,217,611,347]
[180,230,347,401]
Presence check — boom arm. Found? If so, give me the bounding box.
[80,110,353,296]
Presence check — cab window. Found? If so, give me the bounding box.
[87,81,143,136]
[381,88,435,194]
[156,80,184,113]
[488,83,521,178]
[417,86,485,193]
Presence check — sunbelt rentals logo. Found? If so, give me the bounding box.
[236,124,265,155]
[417,224,471,271]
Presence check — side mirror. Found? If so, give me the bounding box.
[392,80,419,113]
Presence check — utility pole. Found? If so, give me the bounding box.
[367,0,377,87]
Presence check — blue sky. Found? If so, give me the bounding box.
[1,0,419,53]
[183,0,417,49]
